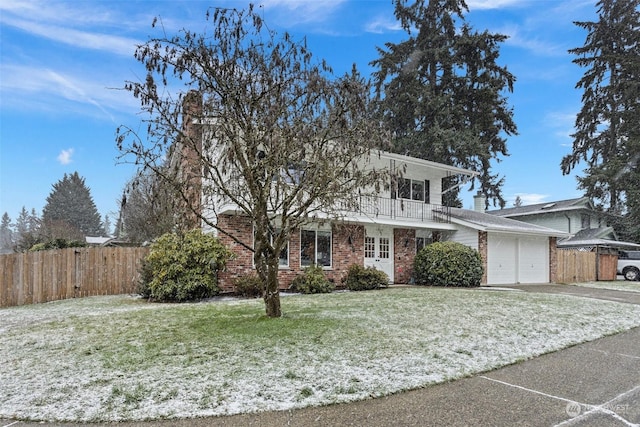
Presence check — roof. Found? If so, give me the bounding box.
[486,197,592,218]
[569,226,616,241]
[443,208,570,237]
[375,150,480,178]
[557,238,640,249]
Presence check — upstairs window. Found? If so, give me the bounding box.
[395,177,430,203]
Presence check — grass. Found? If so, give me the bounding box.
[2,287,640,422]
[575,279,640,293]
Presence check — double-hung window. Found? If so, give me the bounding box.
[300,229,332,267]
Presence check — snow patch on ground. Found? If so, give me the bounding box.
[2,289,640,422]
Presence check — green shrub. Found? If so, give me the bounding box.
[342,264,389,291]
[234,273,264,298]
[139,229,233,302]
[289,265,335,294]
[30,238,87,252]
[413,241,483,287]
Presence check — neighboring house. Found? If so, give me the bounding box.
[486,197,640,250]
[486,197,607,236]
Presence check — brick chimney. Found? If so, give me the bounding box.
[177,90,203,230]
[473,191,486,213]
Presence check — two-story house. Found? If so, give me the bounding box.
[178,94,567,289]
[202,152,568,289]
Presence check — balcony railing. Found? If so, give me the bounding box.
[344,195,451,224]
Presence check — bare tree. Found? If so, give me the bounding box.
[117,5,388,317]
[117,169,178,243]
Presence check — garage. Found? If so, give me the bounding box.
[487,233,549,285]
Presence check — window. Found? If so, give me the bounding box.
[254,227,289,268]
[301,229,332,267]
[581,214,591,229]
[272,229,289,267]
[379,237,390,259]
[416,237,426,252]
[395,177,429,203]
[364,236,375,258]
[281,162,306,185]
[411,181,424,201]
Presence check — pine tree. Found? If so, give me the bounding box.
[561,0,640,222]
[42,172,103,240]
[513,196,523,208]
[13,206,41,252]
[0,213,13,253]
[371,0,517,207]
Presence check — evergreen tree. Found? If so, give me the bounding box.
[371,0,517,208]
[0,213,13,253]
[561,0,640,239]
[103,215,112,237]
[42,172,103,240]
[13,206,41,252]
[513,195,523,208]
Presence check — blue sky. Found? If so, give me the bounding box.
[0,0,598,228]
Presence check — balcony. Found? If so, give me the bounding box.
[345,195,451,224]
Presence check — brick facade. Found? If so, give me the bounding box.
[216,215,367,292]
[549,236,558,283]
[478,231,488,285]
[393,228,415,284]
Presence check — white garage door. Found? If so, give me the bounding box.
[517,237,549,283]
[487,234,549,285]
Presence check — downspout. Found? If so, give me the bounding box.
[564,214,571,234]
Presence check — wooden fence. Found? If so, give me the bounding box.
[556,249,618,283]
[0,247,149,308]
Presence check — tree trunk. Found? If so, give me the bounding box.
[264,289,282,318]
[263,264,281,317]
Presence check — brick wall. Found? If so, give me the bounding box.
[216,215,367,292]
[549,237,557,283]
[478,231,488,285]
[393,228,415,284]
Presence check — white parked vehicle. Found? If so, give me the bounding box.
[617,250,640,281]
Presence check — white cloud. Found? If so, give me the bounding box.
[365,16,402,34]
[0,63,138,119]
[2,16,139,57]
[466,0,527,10]
[260,0,347,25]
[57,148,74,165]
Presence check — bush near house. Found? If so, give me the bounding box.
[289,265,335,294]
[342,264,389,291]
[414,241,483,287]
[233,273,264,298]
[138,229,233,302]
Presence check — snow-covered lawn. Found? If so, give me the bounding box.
[576,280,640,293]
[2,287,640,422]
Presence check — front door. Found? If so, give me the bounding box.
[364,226,394,283]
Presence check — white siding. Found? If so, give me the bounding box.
[446,228,479,249]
